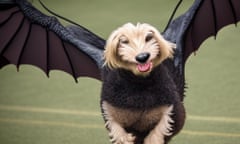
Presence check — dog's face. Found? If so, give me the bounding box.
[104,23,175,76]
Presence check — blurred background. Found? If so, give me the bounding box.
[0,0,239,143]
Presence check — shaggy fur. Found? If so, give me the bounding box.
[104,23,175,77]
[101,23,185,144]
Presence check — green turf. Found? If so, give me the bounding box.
[0,0,240,144]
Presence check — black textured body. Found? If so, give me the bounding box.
[1,0,240,143]
[101,62,186,144]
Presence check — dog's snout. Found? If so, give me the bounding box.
[135,52,150,63]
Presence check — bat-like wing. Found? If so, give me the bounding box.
[0,0,105,82]
[164,0,240,71]
[163,0,240,98]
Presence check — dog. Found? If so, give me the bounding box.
[101,23,185,144]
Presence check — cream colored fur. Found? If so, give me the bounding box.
[102,101,136,144]
[104,23,175,76]
[143,105,174,144]
[102,101,174,144]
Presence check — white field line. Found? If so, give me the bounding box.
[0,104,240,123]
[187,115,240,123]
[0,117,103,129]
[0,104,100,116]
[181,130,240,138]
[0,117,240,138]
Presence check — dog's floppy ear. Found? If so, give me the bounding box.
[104,29,121,69]
[141,24,175,61]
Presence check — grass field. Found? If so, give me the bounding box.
[0,0,240,143]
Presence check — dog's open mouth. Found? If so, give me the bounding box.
[137,62,152,72]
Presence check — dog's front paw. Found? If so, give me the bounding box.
[110,133,135,144]
[144,132,164,144]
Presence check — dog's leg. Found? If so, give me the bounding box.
[102,101,136,144]
[143,105,174,144]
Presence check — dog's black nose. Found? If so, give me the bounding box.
[135,52,150,63]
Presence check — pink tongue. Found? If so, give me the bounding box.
[137,63,151,72]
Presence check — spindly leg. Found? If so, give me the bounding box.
[144,105,174,144]
[102,101,136,144]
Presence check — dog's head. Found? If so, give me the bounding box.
[104,23,175,76]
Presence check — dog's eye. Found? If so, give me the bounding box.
[145,32,154,42]
[120,40,129,44]
[119,37,129,44]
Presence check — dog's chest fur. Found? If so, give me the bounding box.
[101,64,180,131]
[101,64,179,108]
